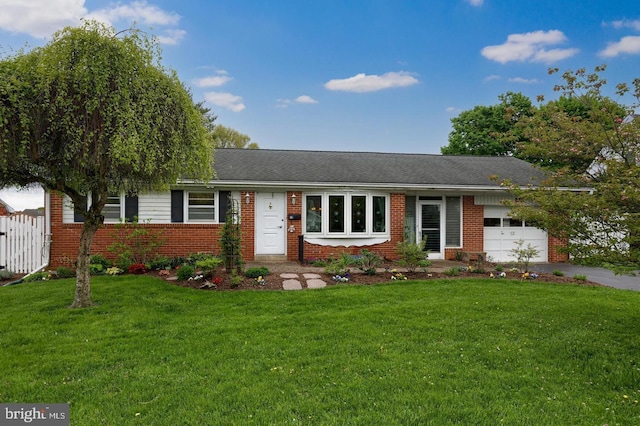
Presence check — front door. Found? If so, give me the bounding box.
[255,192,286,255]
[419,202,443,259]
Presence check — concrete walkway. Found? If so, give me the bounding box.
[533,263,639,291]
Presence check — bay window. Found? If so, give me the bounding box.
[304,193,388,237]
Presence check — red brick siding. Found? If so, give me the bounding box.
[0,204,10,216]
[548,235,569,262]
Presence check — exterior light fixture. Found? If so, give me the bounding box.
[291,193,297,205]
[245,192,250,204]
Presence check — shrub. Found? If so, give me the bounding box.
[177,265,195,281]
[148,256,172,271]
[106,267,123,275]
[0,269,15,280]
[230,271,243,288]
[56,266,75,278]
[357,249,383,275]
[89,253,111,269]
[417,259,432,272]
[495,264,504,272]
[510,239,540,272]
[89,264,104,275]
[195,257,223,277]
[324,254,351,276]
[23,271,51,282]
[395,240,428,272]
[553,270,564,277]
[573,274,587,281]
[444,267,461,276]
[245,266,270,278]
[128,263,147,275]
[108,218,165,267]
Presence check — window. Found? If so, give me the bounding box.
[304,193,388,236]
[102,194,121,221]
[171,190,222,223]
[484,218,501,227]
[306,195,322,232]
[73,194,138,223]
[188,192,215,222]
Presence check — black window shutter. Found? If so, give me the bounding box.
[74,196,87,223]
[218,191,230,223]
[125,195,138,222]
[171,190,184,223]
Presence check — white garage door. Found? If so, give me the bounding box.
[484,206,547,263]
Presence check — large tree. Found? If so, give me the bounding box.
[0,22,212,307]
[212,125,259,149]
[441,92,534,156]
[502,66,640,270]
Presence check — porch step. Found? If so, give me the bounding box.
[253,255,289,262]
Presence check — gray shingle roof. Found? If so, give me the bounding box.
[212,149,546,188]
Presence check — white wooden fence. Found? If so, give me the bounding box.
[0,214,46,274]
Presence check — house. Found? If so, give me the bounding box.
[47,149,569,267]
[0,198,15,216]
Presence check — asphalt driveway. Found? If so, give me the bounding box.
[533,263,639,291]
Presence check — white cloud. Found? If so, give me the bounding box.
[294,95,318,104]
[508,77,540,84]
[0,0,86,38]
[599,35,640,57]
[324,71,419,93]
[204,91,245,112]
[0,0,184,44]
[466,0,484,6]
[481,30,579,64]
[609,19,640,31]
[193,74,233,88]
[86,1,180,27]
[446,106,461,114]
[156,29,186,45]
[275,95,318,108]
[484,74,501,82]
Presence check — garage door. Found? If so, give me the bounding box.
[484,206,547,263]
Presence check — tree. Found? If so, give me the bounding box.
[502,66,640,270]
[212,125,259,149]
[441,92,534,156]
[0,22,212,307]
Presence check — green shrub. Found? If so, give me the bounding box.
[395,240,428,272]
[195,257,223,276]
[89,253,111,269]
[417,259,432,272]
[573,274,587,281]
[553,270,564,277]
[0,269,15,280]
[177,265,195,281]
[245,266,270,278]
[230,271,243,288]
[148,256,172,270]
[357,249,383,275]
[324,254,352,276]
[89,264,104,275]
[495,264,504,272]
[444,267,461,276]
[56,266,75,278]
[108,218,166,267]
[23,271,52,282]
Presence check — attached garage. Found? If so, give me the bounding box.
[483,205,548,263]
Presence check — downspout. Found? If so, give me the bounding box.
[3,191,52,286]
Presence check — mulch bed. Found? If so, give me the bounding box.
[164,269,602,291]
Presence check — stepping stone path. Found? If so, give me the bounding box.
[280,273,327,290]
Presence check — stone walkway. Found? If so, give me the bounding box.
[280,273,327,290]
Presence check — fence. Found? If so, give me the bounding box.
[0,214,47,274]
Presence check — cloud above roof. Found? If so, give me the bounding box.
[204,92,245,112]
[0,0,184,45]
[481,30,579,64]
[324,71,419,93]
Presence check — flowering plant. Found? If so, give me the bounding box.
[106,266,123,276]
[332,273,350,283]
[212,276,223,285]
[391,272,408,280]
[255,275,265,286]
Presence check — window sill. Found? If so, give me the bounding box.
[304,236,390,247]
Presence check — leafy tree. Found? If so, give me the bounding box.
[212,125,259,149]
[0,22,212,307]
[441,92,534,156]
[502,66,640,270]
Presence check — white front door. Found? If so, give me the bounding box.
[255,192,286,255]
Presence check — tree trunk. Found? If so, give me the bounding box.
[70,221,100,308]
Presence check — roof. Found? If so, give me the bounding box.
[212,149,547,189]
[0,198,15,215]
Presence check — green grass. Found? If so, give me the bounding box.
[1,277,639,425]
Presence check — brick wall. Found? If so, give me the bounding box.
[49,192,226,268]
[548,235,569,262]
[0,202,12,216]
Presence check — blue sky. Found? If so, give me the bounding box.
[1,0,640,209]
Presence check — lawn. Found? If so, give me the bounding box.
[1,276,639,425]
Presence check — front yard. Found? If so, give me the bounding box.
[1,276,639,425]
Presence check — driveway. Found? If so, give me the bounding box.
[533,263,639,291]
